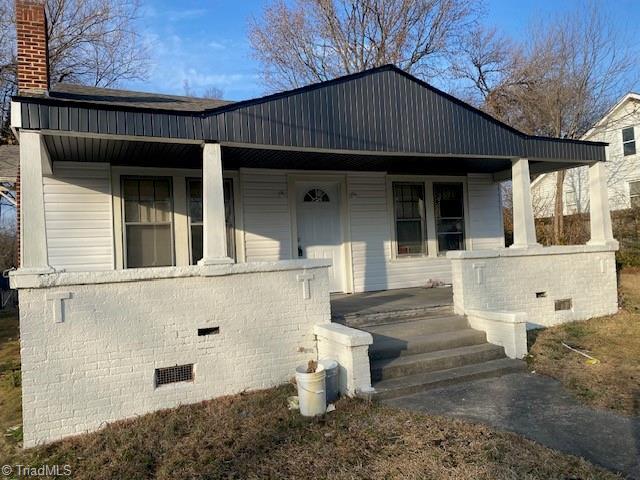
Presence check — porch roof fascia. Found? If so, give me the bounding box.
[12,65,607,165]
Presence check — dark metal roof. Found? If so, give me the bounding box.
[47,83,233,111]
[0,145,19,180]
[15,65,606,163]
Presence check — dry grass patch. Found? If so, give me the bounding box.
[528,271,640,415]
[0,309,21,459]
[1,385,619,479]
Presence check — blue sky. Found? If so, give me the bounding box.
[124,0,640,101]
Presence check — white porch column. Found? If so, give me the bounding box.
[198,143,233,265]
[587,161,618,247]
[510,158,540,249]
[18,131,53,273]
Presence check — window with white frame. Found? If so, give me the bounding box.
[433,182,465,254]
[630,180,640,208]
[623,127,636,156]
[122,177,174,268]
[392,182,426,256]
[187,177,236,264]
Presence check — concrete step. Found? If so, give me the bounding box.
[364,314,470,337]
[373,358,527,400]
[369,328,487,361]
[336,305,455,328]
[370,343,506,382]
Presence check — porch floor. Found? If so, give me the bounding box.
[330,286,453,320]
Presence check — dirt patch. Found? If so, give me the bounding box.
[529,271,640,416]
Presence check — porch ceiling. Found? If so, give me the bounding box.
[41,134,589,178]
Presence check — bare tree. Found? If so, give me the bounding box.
[202,86,224,100]
[183,80,223,99]
[248,0,480,91]
[459,4,637,243]
[449,25,514,105]
[0,0,149,143]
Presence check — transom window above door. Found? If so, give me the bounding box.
[303,188,330,202]
[122,177,174,268]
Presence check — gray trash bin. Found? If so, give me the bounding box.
[318,359,339,404]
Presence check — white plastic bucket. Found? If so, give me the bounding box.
[295,363,326,416]
[318,359,339,404]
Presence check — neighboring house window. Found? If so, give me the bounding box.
[392,182,426,256]
[187,178,236,264]
[630,181,640,208]
[622,127,636,156]
[123,177,174,268]
[565,188,577,213]
[433,182,465,253]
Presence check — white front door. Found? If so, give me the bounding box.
[296,182,346,293]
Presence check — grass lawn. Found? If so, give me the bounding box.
[0,311,620,479]
[528,269,640,416]
[0,309,21,461]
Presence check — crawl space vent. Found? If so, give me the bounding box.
[554,299,572,311]
[198,327,220,336]
[155,364,194,387]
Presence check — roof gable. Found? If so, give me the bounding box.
[14,65,605,162]
[583,92,640,140]
[204,65,523,157]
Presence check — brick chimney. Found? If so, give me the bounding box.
[15,0,49,94]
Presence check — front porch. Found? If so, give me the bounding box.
[331,286,453,323]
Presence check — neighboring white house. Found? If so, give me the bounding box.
[532,92,640,216]
[10,1,620,448]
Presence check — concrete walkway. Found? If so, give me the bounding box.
[386,373,640,478]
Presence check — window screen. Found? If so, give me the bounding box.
[433,182,465,254]
[623,127,636,156]
[187,178,235,264]
[392,183,426,255]
[123,178,174,268]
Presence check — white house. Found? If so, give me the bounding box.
[532,93,640,216]
[10,1,619,447]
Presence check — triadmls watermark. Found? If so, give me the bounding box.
[2,464,72,477]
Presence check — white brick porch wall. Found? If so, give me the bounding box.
[448,245,619,328]
[12,260,331,447]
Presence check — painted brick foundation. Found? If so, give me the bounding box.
[14,261,331,447]
[448,245,619,328]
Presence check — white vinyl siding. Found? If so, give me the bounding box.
[347,174,454,292]
[43,162,114,271]
[467,174,505,250]
[241,172,292,261]
[348,174,390,291]
[39,164,504,290]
